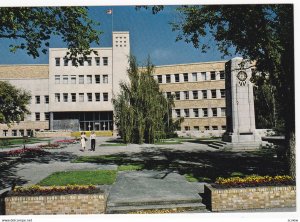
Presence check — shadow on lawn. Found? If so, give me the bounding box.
[74,147,288,182]
[0,151,78,190]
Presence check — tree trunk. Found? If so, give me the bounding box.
[287,131,296,178]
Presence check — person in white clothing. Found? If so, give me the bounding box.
[80,132,87,151]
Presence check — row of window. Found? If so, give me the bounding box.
[35,95,49,104]
[35,112,49,121]
[2,129,42,137]
[55,92,109,103]
[156,71,225,84]
[55,57,109,67]
[166,89,225,100]
[181,125,226,131]
[174,107,226,118]
[54,74,109,84]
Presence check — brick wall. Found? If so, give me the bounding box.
[204,184,296,212]
[5,193,107,215]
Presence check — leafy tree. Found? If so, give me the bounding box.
[0,81,31,125]
[0,7,101,64]
[113,56,181,144]
[140,5,295,177]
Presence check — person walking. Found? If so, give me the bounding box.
[80,132,87,151]
[90,131,96,151]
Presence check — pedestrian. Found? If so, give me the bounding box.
[80,132,87,151]
[90,131,96,151]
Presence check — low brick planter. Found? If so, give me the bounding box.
[204,184,296,212]
[5,193,107,215]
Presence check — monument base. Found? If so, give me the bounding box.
[222,131,262,151]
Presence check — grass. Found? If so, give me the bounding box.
[100,143,127,147]
[0,138,47,148]
[38,170,117,186]
[117,164,144,171]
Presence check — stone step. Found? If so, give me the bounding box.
[106,202,207,214]
[107,196,202,207]
[207,143,222,149]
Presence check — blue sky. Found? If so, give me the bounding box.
[0,6,235,66]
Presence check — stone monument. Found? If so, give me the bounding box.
[222,57,262,150]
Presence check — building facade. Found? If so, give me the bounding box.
[153,61,226,137]
[0,31,227,138]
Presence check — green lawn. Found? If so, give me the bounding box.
[117,164,144,171]
[72,155,123,163]
[0,138,48,148]
[38,170,117,186]
[100,143,127,147]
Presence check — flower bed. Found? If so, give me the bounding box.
[38,143,61,149]
[4,185,107,215]
[4,147,49,157]
[204,175,296,212]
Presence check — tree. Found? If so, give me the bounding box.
[0,81,31,125]
[140,5,295,177]
[113,56,181,144]
[0,7,101,63]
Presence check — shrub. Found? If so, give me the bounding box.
[5,147,49,157]
[214,175,295,188]
[10,185,100,196]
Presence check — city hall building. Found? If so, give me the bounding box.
[0,31,226,137]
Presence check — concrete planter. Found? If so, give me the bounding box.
[4,192,107,215]
[204,184,296,212]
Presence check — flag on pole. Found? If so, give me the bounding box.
[106,9,112,14]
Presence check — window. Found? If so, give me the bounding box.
[87,75,92,84]
[79,75,84,84]
[204,126,210,130]
[184,91,189,100]
[193,91,198,99]
[79,93,84,102]
[55,93,60,102]
[202,90,207,99]
[79,57,84,66]
[3,130,8,136]
[222,125,226,130]
[87,57,92,66]
[157,75,162,83]
[95,93,100,101]
[212,126,218,130]
[175,91,180,100]
[55,58,60,66]
[71,93,76,102]
[44,112,50,121]
[103,75,108,84]
[183,73,188,82]
[71,75,76,84]
[95,57,100,66]
[201,72,207,80]
[220,89,226,98]
[203,108,208,117]
[211,71,216,80]
[184,126,190,131]
[166,92,172,99]
[63,93,68,102]
[64,59,68,66]
[63,75,68,84]
[175,74,179,82]
[192,72,197,81]
[103,93,108,101]
[212,108,218,117]
[87,93,92,102]
[12,130,18,136]
[35,112,40,121]
[44,95,49,104]
[220,71,225,80]
[221,108,226,117]
[211,89,217,98]
[26,129,31,136]
[103,57,108,66]
[193,108,199,117]
[95,75,100,84]
[19,130,24,136]
[166,75,171,83]
[35,96,40,104]
[184,109,190,117]
[194,126,200,131]
[175,109,181,118]
[55,75,60,84]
